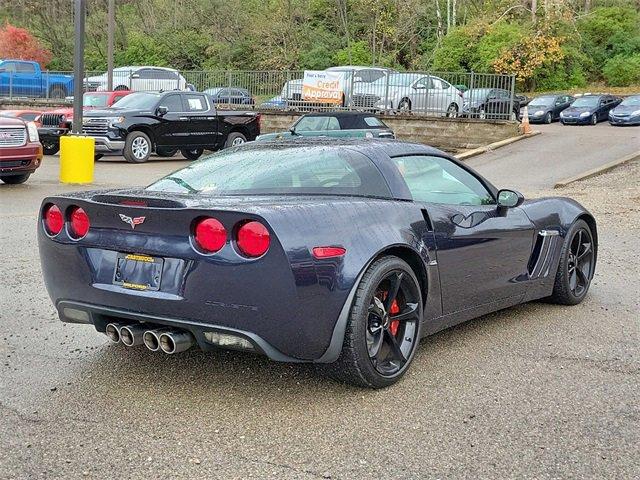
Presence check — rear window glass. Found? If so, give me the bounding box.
[147,146,392,198]
[364,117,386,127]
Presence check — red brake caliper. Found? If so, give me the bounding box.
[389,299,400,336]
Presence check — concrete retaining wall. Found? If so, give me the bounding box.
[258,111,520,151]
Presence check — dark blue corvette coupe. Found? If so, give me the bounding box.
[38,139,597,388]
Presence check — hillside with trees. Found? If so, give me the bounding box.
[1,0,639,90]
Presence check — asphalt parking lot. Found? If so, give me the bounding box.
[1,123,639,479]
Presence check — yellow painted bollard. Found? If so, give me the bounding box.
[59,135,95,184]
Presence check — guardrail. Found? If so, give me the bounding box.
[0,69,517,120]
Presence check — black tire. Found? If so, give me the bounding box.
[123,131,152,163]
[224,132,247,149]
[155,147,178,157]
[545,112,552,124]
[548,219,596,305]
[446,103,459,118]
[319,256,423,389]
[42,140,60,156]
[180,148,203,160]
[1,173,30,184]
[114,85,129,91]
[94,154,104,161]
[591,113,597,125]
[398,98,411,113]
[49,85,67,99]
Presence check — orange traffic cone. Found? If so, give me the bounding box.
[521,105,533,134]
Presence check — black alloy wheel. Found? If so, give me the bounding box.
[319,256,423,388]
[566,228,594,298]
[548,219,596,305]
[366,270,420,377]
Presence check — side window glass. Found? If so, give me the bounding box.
[162,95,183,112]
[185,95,208,111]
[3,62,17,73]
[326,117,340,130]
[392,155,495,206]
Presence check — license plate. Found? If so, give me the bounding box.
[113,253,163,291]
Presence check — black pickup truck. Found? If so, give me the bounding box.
[79,91,260,162]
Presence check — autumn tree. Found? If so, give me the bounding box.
[0,22,51,67]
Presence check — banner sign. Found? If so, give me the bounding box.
[302,70,345,104]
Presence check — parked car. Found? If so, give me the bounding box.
[37,91,132,155]
[0,109,43,123]
[79,90,260,163]
[356,73,463,116]
[0,116,43,184]
[519,94,574,123]
[257,112,394,141]
[260,96,288,109]
[0,59,74,98]
[462,88,521,120]
[84,66,187,92]
[204,87,255,106]
[560,94,621,125]
[608,95,640,126]
[38,138,597,388]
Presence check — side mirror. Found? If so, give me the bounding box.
[497,189,524,209]
[289,126,298,136]
[156,106,168,116]
[130,73,140,79]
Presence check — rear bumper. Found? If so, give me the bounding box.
[0,143,43,174]
[57,300,303,362]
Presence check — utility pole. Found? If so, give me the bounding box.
[107,0,114,91]
[71,0,86,135]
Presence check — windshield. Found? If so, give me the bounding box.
[146,146,392,197]
[620,96,640,107]
[373,73,420,86]
[112,92,160,110]
[83,93,109,107]
[571,97,599,108]
[528,96,556,107]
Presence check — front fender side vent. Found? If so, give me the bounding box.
[528,230,560,278]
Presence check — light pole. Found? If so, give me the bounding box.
[71,0,86,135]
[107,0,114,91]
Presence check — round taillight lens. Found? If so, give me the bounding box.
[194,218,226,253]
[237,221,270,257]
[44,204,64,236]
[69,207,90,239]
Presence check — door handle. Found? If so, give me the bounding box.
[179,117,188,121]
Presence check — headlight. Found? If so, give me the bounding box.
[580,111,591,117]
[26,121,39,142]
[534,110,545,116]
[106,116,125,126]
[632,110,640,116]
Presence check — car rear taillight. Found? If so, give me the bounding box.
[43,204,64,236]
[194,218,227,253]
[312,246,346,259]
[69,207,90,239]
[236,221,270,257]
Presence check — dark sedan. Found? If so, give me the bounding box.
[204,87,255,105]
[520,94,574,123]
[38,139,597,388]
[609,95,640,126]
[560,94,621,125]
[462,88,521,120]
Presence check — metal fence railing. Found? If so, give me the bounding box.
[0,68,518,120]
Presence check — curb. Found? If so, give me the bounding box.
[554,150,640,188]
[455,131,541,161]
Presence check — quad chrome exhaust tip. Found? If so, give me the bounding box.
[105,323,123,343]
[120,324,147,347]
[158,331,195,355]
[142,328,170,352]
